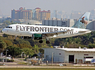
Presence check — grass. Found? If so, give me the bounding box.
[0,68,95,70]
[18,62,27,65]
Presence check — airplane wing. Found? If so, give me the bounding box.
[42,30,71,37]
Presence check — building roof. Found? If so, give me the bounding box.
[19,7,23,10]
[43,48,95,52]
[59,48,95,52]
[39,10,50,13]
[35,7,41,9]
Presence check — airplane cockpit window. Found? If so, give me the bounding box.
[6,26,12,28]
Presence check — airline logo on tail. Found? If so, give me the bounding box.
[80,17,88,24]
[73,12,90,29]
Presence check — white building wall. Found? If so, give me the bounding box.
[44,48,65,62]
[44,48,95,63]
[65,51,95,63]
[53,49,65,62]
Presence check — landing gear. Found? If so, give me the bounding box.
[14,36,17,41]
[38,37,50,44]
[46,40,50,44]
[32,34,34,40]
[39,40,50,44]
[14,39,16,41]
[46,38,50,44]
[39,40,43,43]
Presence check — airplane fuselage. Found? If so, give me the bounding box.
[2,24,91,39]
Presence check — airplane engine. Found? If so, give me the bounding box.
[33,34,42,40]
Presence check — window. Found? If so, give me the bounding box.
[6,26,12,28]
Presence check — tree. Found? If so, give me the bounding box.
[22,48,33,58]
[0,40,6,54]
[80,33,92,45]
[39,48,44,54]
[88,44,95,48]
[4,39,13,46]
[3,20,11,24]
[28,23,29,24]
[14,39,32,48]
[0,36,4,41]
[33,45,39,54]
[3,46,22,58]
[74,37,81,44]
[33,40,46,47]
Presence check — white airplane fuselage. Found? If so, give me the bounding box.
[2,24,91,39]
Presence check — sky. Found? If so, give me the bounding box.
[0,0,95,17]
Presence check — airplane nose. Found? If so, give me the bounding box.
[2,29,4,33]
[2,28,6,33]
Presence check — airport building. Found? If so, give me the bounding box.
[43,47,95,63]
[42,19,75,27]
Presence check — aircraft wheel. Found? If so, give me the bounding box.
[14,39,16,41]
[46,40,50,44]
[39,40,43,43]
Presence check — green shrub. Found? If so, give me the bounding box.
[7,59,14,62]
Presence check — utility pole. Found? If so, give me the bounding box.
[6,49,8,62]
[52,52,53,65]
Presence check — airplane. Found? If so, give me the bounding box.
[2,12,91,44]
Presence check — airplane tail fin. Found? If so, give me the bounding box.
[72,12,90,29]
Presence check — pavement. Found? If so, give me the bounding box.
[0,62,95,69]
[0,65,95,68]
[0,58,95,68]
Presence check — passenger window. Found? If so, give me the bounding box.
[6,26,12,28]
